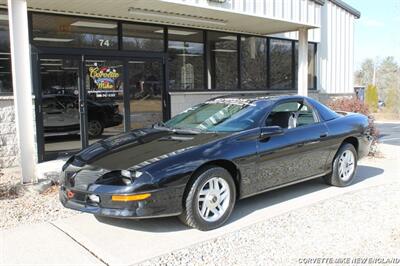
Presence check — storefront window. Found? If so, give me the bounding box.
[270,39,293,90]
[32,13,118,49]
[127,60,163,129]
[168,27,204,91]
[0,10,12,95]
[241,36,267,90]
[122,23,164,51]
[0,55,12,95]
[294,42,317,90]
[207,32,238,90]
[0,10,10,53]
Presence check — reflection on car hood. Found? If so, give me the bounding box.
[73,128,226,170]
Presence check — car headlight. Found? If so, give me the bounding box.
[121,176,132,185]
[88,194,100,203]
[121,170,143,179]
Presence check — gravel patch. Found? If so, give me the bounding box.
[0,168,78,230]
[139,183,400,266]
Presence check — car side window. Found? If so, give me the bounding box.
[266,101,318,129]
[297,104,318,127]
[57,96,78,109]
[42,98,63,110]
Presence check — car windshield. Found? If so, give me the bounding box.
[164,98,268,132]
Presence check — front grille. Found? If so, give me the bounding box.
[72,191,87,203]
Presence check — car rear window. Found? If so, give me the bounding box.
[307,98,340,121]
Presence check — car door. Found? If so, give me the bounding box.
[57,96,80,127]
[42,96,65,129]
[256,99,330,191]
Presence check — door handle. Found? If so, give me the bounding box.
[320,132,328,138]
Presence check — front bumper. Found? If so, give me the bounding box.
[358,134,373,159]
[59,185,184,219]
[104,114,123,128]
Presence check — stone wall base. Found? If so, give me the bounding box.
[0,97,19,168]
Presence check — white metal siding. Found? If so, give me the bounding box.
[268,0,321,42]
[162,0,321,27]
[273,0,356,95]
[317,0,356,94]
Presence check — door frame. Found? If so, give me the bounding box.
[33,47,168,162]
[34,53,83,162]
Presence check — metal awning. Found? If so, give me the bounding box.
[0,0,319,36]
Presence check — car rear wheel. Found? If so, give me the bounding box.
[324,143,357,187]
[179,166,236,231]
[88,119,104,138]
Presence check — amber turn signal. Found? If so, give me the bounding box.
[111,193,151,202]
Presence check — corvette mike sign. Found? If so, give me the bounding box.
[88,66,122,98]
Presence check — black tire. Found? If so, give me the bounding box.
[324,143,358,187]
[179,166,236,231]
[88,119,104,138]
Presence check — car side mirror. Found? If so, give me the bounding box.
[260,126,284,140]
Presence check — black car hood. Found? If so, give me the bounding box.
[72,128,226,170]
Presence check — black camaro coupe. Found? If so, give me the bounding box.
[60,95,372,230]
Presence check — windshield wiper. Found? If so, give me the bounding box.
[172,127,202,135]
[153,123,201,135]
[153,121,172,130]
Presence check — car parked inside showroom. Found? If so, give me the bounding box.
[43,94,123,138]
[60,95,372,230]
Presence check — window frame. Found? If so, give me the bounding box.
[30,12,120,50]
[263,98,322,130]
[27,11,318,94]
[268,37,295,91]
[0,9,12,96]
[240,34,268,90]
[121,23,166,52]
[206,30,239,91]
[167,26,206,91]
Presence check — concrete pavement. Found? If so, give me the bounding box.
[1,144,398,266]
[1,223,102,265]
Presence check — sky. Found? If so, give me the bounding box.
[344,0,400,69]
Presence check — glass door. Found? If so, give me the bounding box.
[127,59,164,129]
[84,58,125,145]
[38,56,82,161]
[37,55,165,162]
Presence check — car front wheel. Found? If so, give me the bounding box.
[324,143,358,187]
[88,119,104,138]
[179,166,236,231]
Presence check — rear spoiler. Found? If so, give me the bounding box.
[335,111,351,116]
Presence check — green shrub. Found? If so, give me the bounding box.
[365,84,379,112]
[385,87,400,115]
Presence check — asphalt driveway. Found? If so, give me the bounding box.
[377,122,400,146]
[2,143,398,266]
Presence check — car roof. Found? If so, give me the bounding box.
[210,93,306,104]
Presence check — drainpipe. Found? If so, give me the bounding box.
[8,0,37,183]
[298,28,308,96]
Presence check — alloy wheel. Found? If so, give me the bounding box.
[88,120,102,138]
[338,150,355,181]
[197,177,230,222]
